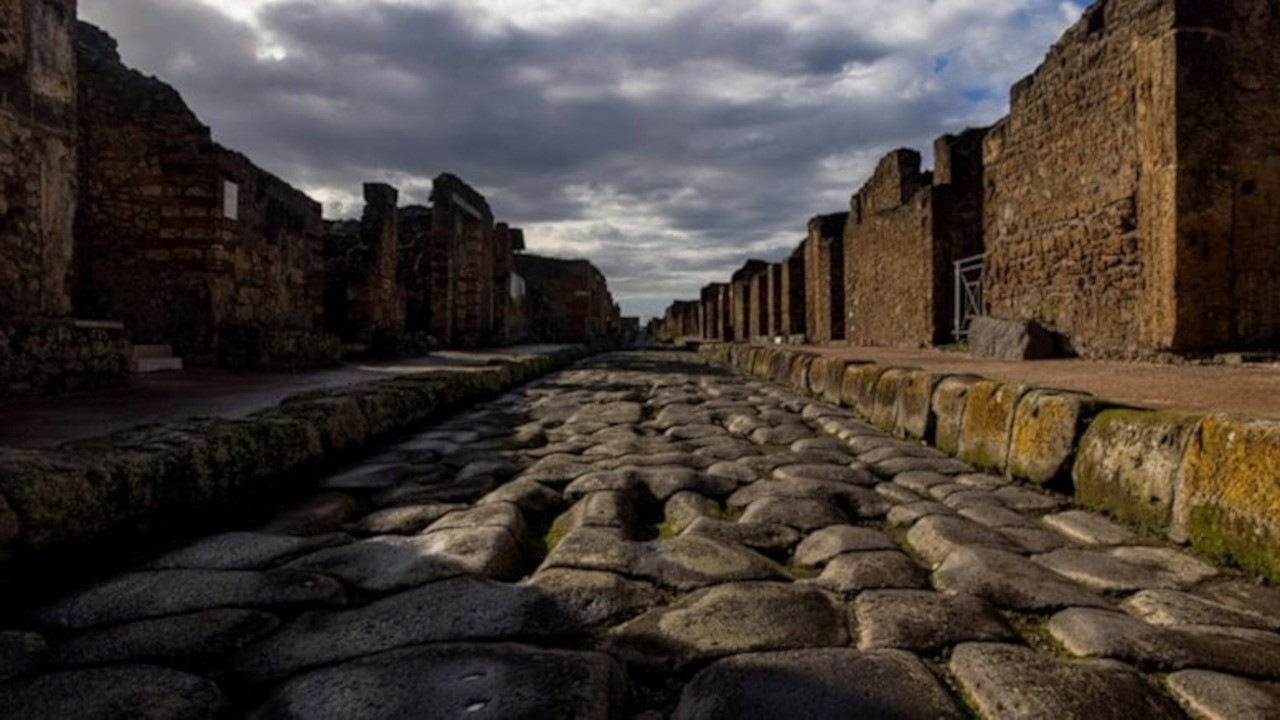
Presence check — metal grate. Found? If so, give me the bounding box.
[953,253,985,341]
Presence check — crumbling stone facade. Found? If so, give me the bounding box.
[779,247,806,339]
[426,174,497,348]
[844,132,986,347]
[729,260,767,344]
[655,300,700,342]
[324,184,406,347]
[764,263,783,339]
[983,0,1280,357]
[492,223,528,346]
[748,268,769,341]
[516,253,618,344]
[75,23,331,366]
[700,284,724,341]
[804,214,846,343]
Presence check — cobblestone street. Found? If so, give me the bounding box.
[4,351,1280,719]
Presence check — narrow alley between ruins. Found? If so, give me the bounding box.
[2,350,1279,719]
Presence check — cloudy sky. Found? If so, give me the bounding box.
[82,0,1086,320]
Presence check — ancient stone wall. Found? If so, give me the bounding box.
[75,22,329,364]
[323,184,404,346]
[700,284,723,341]
[0,0,77,320]
[396,205,432,333]
[748,269,769,340]
[779,248,805,339]
[730,260,767,344]
[515,253,616,344]
[804,215,846,343]
[765,263,783,338]
[491,223,528,345]
[844,134,985,347]
[428,174,496,348]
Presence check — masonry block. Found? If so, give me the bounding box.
[930,376,984,455]
[1072,409,1198,538]
[1007,390,1100,486]
[870,368,914,433]
[895,370,940,441]
[821,358,850,406]
[1177,415,1280,582]
[956,381,1028,472]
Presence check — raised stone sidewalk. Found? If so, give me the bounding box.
[2,350,1279,718]
[700,343,1280,584]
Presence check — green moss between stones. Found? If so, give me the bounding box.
[1187,505,1280,584]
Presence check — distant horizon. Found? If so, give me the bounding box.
[83,0,1087,319]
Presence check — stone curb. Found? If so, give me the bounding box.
[698,342,1280,583]
[0,347,595,565]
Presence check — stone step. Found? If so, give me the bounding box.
[129,356,184,374]
[131,344,174,359]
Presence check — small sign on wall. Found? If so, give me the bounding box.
[223,181,239,220]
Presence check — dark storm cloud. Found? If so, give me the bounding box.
[80,0,1084,318]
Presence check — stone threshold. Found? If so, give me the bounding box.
[699,342,1280,583]
[0,346,595,576]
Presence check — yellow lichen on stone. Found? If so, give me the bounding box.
[895,370,939,441]
[1178,414,1280,582]
[870,368,913,433]
[956,381,1028,472]
[931,375,983,456]
[1007,390,1095,486]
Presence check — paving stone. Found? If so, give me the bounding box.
[870,456,971,478]
[793,525,897,566]
[939,489,1005,511]
[426,502,527,538]
[285,527,523,592]
[606,582,848,670]
[1196,580,1280,628]
[523,569,662,629]
[146,532,351,571]
[727,478,889,519]
[517,456,597,486]
[664,491,718,534]
[808,551,928,593]
[773,463,876,486]
[959,504,1031,528]
[541,527,786,591]
[1122,588,1280,631]
[672,648,963,720]
[692,439,763,461]
[855,590,1015,651]
[370,476,499,507]
[1042,510,1137,545]
[1166,670,1280,720]
[553,491,640,537]
[955,472,1010,489]
[874,482,921,504]
[1049,607,1280,676]
[886,500,953,528]
[320,463,417,489]
[40,570,345,629]
[996,525,1072,553]
[789,437,845,452]
[476,478,564,515]
[950,642,1183,719]
[567,465,734,502]
[734,454,808,474]
[665,423,725,440]
[906,515,1014,567]
[0,665,227,719]
[995,484,1064,512]
[933,547,1111,611]
[842,435,906,455]
[750,425,816,446]
[260,493,360,536]
[858,445,947,464]
[235,576,576,682]
[893,470,955,495]
[739,496,847,532]
[46,609,280,669]
[0,631,44,682]
[254,643,626,720]
[1033,546,1218,593]
[354,503,465,535]
[704,460,760,484]
[682,517,802,555]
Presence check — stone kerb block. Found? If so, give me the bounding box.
[870,369,915,433]
[895,370,940,441]
[843,365,888,419]
[968,316,1057,361]
[807,357,830,398]
[1072,410,1199,539]
[930,376,984,455]
[772,350,798,385]
[956,381,1029,472]
[1007,390,1102,487]
[790,355,814,394]
[1177,415,1280,582]
[822,359,851,406]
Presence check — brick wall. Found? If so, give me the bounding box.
[324,183,404,345]
[0,0,77,320]
[730,260,767,343]
[749,269,769,340]
[516,253,616,344]
[779,247,805,338]
[804,214,846,343]
[428,174,496,348]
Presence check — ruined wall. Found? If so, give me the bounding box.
[700,284,722,340]
[516,253,615,344]
[0,0,77,320]
[779,248,805,338]
[428,174,495,348]
[730,260,767,343]
[748,269,769,340]
[76,23,328,363]
[397,205,432,333]
[492,223,528,345]
[804,215,846,343]
[765,263,783,338]
[323,184,404,346]
[844,134,985,347]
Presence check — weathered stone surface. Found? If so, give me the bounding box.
[540,527,786,591]
[727,478,889,519]
[1072,410,1198,537]
[260,493,360,536]
[968,316,1057,360]
[893,470,954,494]
[1178,415,1280,582]
[1049,607,1280,677]
[41,570,344,629]
[682,517,802,554]
[0,665,227,719]
[285,527,524,592]
[809,551,928,593]
[930,375,983,456]
[1041,509,1137,545]
[1122,589,1280,631]
[606,582,848,670]
[933,547,1111,611]
[906,515,1012,567]
[355,503,465,535]
[1196,580,1280,628]
[950,643,1182,719]
[1034,547,1218,593]
[773,463,874,486]
[739,496,846,532]
[146,532,350,571]
[426,502,526,537]
[855,590,1014,651]
[476,479,564,515]
[1007,389,1096,485]
[255,643,626,720]
[555,490,639,536]
[886,500,952,528]
[794,525,896,566]
[664,491,718,534]
[0,631,44,682]
[672,649,962,720]
[46,609,279,669]
[995,485,1064,512]
[523,569,661,629]
[1166,670,1280,720]
[956,381,1026,473]
[869,455,971,478]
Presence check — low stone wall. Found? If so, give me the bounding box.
[699,342,1280,583]
[0,346,592,568]
[0,319,130,397]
